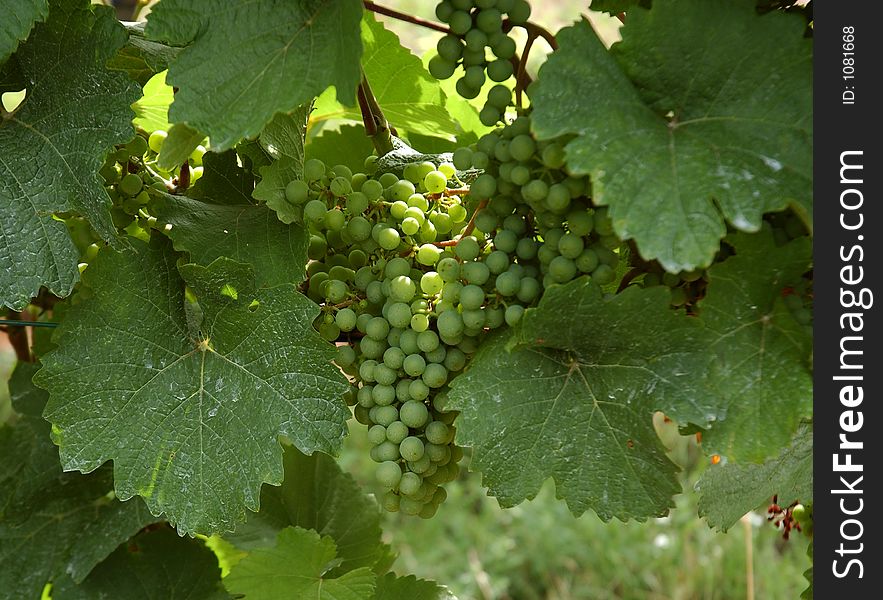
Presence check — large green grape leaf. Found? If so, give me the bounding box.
[145,0,363,151]
[0,0,48,65]
[802,541,813,599]
[446,326,681,520]
[697,230,812,462]
[53,528,230,600]
[0,411,159,597]
[225,445,384,575]
[697,425,812,531]
[530,0,812,272]
[252,105,311,224]
[307,123,375,174]
[132,70,174,133]
[0,0,139,310]
[224,527,377,600]
[155,151,310,287]
[34,236,350,535]
[9,360,46,416]
[312,12,456,139]
[108,21,182,87]
[374,573,457,600]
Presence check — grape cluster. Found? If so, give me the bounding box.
[287,155,546,516]
[451,114,622,296]
[431,0,531,125]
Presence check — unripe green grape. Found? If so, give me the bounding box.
[459,284,485,310]
[361,178,383,200]
[455,78,480,100]
[126,135,149,158]
[324,208,346,231]
[509,134,536,162]
[399,496,424,515]
[541,143,566,168]
[436,0,455,22]
[148,130,167,153]
[379,172,399,188]
[470,150,489,170]
[399,436,425,461]
[354,405,372,425]
[494,270,520,296]
[366,316,391,341]
[399,472,423,496]
[592,263,616,286]
[390,201,409,220]
[422,363,448,388]
[372,405,399,428]
[427,54,455,79]
[330,176,351,197]
[383,346,406,370]
[302,158,325,181]
[487,58,514,82]
[465,28,488,51]
[400,400,430,428]
[492,35,517,59]
[346,191,369,215]
[430,211,453,234]
[462,308,485,329]
[471,173,497,199]
[479,105,501,127]
[437,33,465,61]
[401,217,420,236]
[425,421,452,445]
[451,0,473,10]
[452,147,473,170]
[417,244,443,266]
[387,302,412,328]
[523,179,549,202]
[119,173,143,196]
[517,277,540,303]
[493,229,518,253]
[476,8,503,33]
[437,257,461,282]
[474,210,498,233]
[403,205,426,224]
[463,65,486,90]
[463,260,490,285]
[372,384,396,406]
[368,424,387,445]
[408,313,428,332]
[455,236,481,261]
[424,170,447,194]
[285,180,309,205]
[324,279,348,303]
[421,271,444,295]
[403,353,426,377]
[336,345,357,368]
[378,227,401,250]
[448,10,473,34]
[485,250,509,274]
[549,256,577,283]
[670,286,687,307]
[487,84,512,109]
[304,199,326,223]
[376,461,403,488]
[417,330,440,353]
[437,309,465,340]
[508,0,531,24]
[449,203,468,223]
[575,248,600,273]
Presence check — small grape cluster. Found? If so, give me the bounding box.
[451,114,622,295]
[638,266,709,309]
[287,157,543,516]
[430,0,531,125]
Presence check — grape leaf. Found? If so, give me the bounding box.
[156,123,204,170]
[0,0,139,310]
[132,70,174,133]
[312,12,456,139]
[0,0,48,65]
[224,527,377,600]
[446,328,681,521]
[697,425,812,531]
[53,528,230,600]
[697,230,812,462]
[0,413,159,597]
[145,0,363,150]
[109,21,182,87]
[801,541,813,599]
[252,105,311,224]
[225,445,385,575]
[155,151,310,287]
[9,360,45,416]
[35,236,350,535]
[515,277,719,429]
[307,123,375,174]
[530,0,812,272]
[374,573,457,600]
[589,0,650,13]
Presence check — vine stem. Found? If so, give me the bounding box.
[357,71,395,156]
[5,310,33,363]
[363,1,450,34]
[433,199,488,247]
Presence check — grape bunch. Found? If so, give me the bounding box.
[285,155,542,516]
[430,0,532,125]
[451,114,623,295]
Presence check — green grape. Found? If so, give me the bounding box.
[425,421,451,445]
[376,461,403,488]
[400,400,430,428]
[399,436,425,461]
[437,257,461,281]
[126,135,149,157]
[285,180,309,205]
[119,173,143,196]
[424,170,448,194]
[592,263,616,286]
[487,58,514,82]
[417,330,440,353]
[492,35,517,59]
[417,244,442,266]
[437,33,464,61]
[390,275,417,302]
[148,130,167,153]
[428,55,457,80]
[422,363,448,388]
[487,84,512,109]
[399,472,423,496]
[508,0,531,24]
[575,248,600,273]
[465,28,488,51]
[304,199,326,223]
[455,78,480,100]
[476,8,502,33]
[448,10,473,34]
[399,496,424,515]
[463,261,490,285]
[471,173,497,199]
[455,236,481,261]
[403,353,427,377]
[420,271,444,295]
[366,316,391,341]
[387,302,412,328]
[368,424,387,445]
[437,309,465,340]
[486,248,512,273]
[377,227,401,250]
[372,405,399,427]
[452,147,473,170]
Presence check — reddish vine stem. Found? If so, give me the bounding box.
[520,21,559,51]
[5,310,33,363]
[433,199,489,247]
[363,1,450,34]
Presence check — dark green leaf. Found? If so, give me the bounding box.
[9,360,46,416]
[697,425,812,531]
[307,123,375,174]
[108,21,182,87]
[145,0,364,150]
[156,123,204,169]
[155,151,309,286]
[35,237,350,535]
[531,0,812,271]
[0,0,49,65]
[253,105,311,224]
[0,0,139,309]
[698,230,812,462]
[446,327,680,521]
[53,527,230,599]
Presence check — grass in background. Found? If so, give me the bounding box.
[340,417,810,600]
